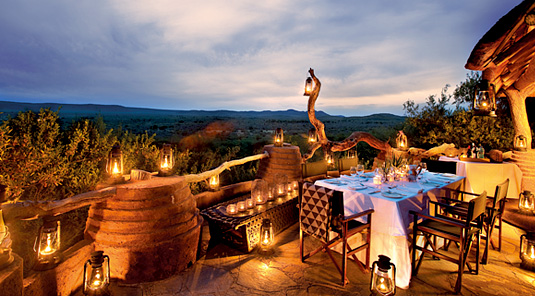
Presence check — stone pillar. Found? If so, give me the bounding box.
[85,176,202,283]
[256,144,302,183]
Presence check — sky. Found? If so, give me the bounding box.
[0,0,525,116]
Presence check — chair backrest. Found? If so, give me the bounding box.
[301,160,329,180]
[466,191,487,225]
[300,182,342,242]
[490,178,510,211]
[338,158,358,173]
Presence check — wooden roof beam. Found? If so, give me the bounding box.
[494,28,535,67]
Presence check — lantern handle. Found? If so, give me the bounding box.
[83,259,92,293]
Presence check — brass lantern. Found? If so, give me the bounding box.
[370,255,396,295]
[160,144,173,172]
[83,251,110,296]
[346,149,357,159]
[325,153,334,168]
[519,190,535,215]
[106,143,123,177]
[34,216,61,270]
[396,131,407,151]
[303,76,313,96]
[473,80,497,117]
[275,128,284,147]
[514,135,528,152]
[308,128,317,143]
[520,232,535,271]
[259,219,274,250]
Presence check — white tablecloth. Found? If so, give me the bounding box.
[316,172,465,289]
[438,156,522,199]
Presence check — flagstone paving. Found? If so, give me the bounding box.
[105,222,535,295]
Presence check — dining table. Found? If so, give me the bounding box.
[438,156,522,199]
[315,171,465,289]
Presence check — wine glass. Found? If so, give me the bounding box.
[357,164,365,176]
[349,166,357,176]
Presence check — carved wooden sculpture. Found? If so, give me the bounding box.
[302,68,391,162]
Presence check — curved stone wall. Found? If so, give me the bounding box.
[85,176,201,283]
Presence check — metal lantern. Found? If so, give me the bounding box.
[308,128,317,143]
[275,128,284,147]
[209,174,220,191]
[83,251,110,296]
[370,255,396,295]
[514,135,528,152]
[252,179,268,205]
[303,76,313,96]
[396,131,407,151]
[34,216,61,270]
[519,190,535,215]
[106,144,123,177]
[259,219,274,250]
[473,80,497,117]
[325,153,334,168]
[159,144,173,172]
[520,232,535,271]
[275,174,288,197]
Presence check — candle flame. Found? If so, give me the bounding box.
[161,157,169,169]
[40,233,55,256]
[112,161,119,174]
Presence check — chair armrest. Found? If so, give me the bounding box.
[429,200,469,211]
[410,210,466,228]
[436,197,470,205]
[341,209,374,222]
[442,189,480,201]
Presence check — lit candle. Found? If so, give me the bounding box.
[226,204,237,215]
[373,175,382,185]
[246,198,255,209]
[112,161,119,175]
[237,201,246,212]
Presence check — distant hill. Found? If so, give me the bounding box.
[0,100,404,121]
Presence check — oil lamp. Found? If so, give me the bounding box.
[159,144,173,172]
[303,76,313,96]
[346,149,357,159]
[396,131,408,151]
[520,232,535,271]
[83,251,110,296]
[370,255,396,295]
[308,128,317,143]
[252,179,268,205]
[473,79,497,117]
[106,143,123,177]
[274,128,284,147]
[34,216,61,270]
[325,153,334,168]
[514,135,528,152]
[259,219,274,250]
[518,190,535,215]
[209,174,220,191]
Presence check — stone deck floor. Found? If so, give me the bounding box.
[106,221,535,296]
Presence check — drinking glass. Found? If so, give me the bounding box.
[349,166,357,176]
[357,164,365,176]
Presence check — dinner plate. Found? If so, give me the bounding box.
[381,191,405,198]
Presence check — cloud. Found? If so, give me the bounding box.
[0,0,525,116]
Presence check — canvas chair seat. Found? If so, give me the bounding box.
[299,182,373,286]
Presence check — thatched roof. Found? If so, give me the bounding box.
[465,0,535,97]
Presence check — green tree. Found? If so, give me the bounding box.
[403,72,514,152]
